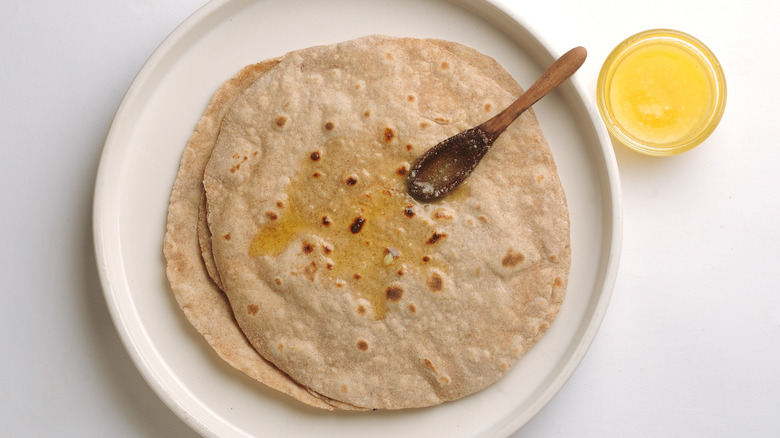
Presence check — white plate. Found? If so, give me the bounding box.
[93,0,622,436]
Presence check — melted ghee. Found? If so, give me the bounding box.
[249,137,465,319]
[609,43,713,144]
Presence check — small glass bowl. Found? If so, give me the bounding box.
[596,29,727,156]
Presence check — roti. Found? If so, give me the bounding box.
[163,59,361,410]
[201,35,570,410]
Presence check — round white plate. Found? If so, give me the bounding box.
[93,0,622,436]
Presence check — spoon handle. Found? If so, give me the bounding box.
[479,46,587,138]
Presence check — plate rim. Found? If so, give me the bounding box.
[92,0,623,436]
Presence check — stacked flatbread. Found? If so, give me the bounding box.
[164,35,570,411]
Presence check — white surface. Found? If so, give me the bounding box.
[92,1,619,436]
[1,0,777,436]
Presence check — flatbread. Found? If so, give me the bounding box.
[163,59,359,410]
[203,36,570,409]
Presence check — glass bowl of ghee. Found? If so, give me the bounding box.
[597,29,726,156]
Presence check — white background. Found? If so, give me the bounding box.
[1,0,778,436]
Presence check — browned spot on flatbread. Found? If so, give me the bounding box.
[274,115,288,127]
[554,277,563,287]
[265,211,278,220]
[324,121,335,131]
[310,151,321,161]
[350,216,365,233]
[408,303,417,313]
[385,286,403,302]
[273,277,282,286]
[356,340,369,351]
[302,242,314,254]
[427,231,447,245]
[426,272,443,292]
[247,304,259,315]
[423,358,438,374]
[433,209,453,220]
[501,249,525,267]
[303,261,317,281]
[383,127,395,143]
[222,233,231,241]
[407,94,416,102]
[357,305,366,315]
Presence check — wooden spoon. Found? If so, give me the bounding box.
[407,46,587,202]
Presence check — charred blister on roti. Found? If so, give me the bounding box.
[349,216,366,233]
[381,127,395,143]
[426,271,444,292]
[432,208,454,220]
[274,115,288,128]
[301,242,315,254]
[384,285,404,302]
[421,356,453,388]
[427,231,447,245]
[501,249,525,267]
